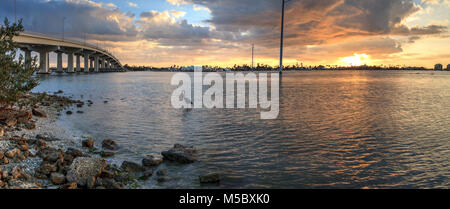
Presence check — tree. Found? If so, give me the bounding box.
[0,18,39,109]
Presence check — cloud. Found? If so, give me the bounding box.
[0,0,138,42]
[185,0,447,45]
[127,2,138,8]
[166,0,189,6]
[137,10,210,46]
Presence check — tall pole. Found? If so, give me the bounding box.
[252,44,254,70]
[14,0,16,24]
[279,0,285,74]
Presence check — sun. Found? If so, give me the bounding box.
[340,53,370,66]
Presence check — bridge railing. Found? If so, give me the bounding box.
[21,30,120,63]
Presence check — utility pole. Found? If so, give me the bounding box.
[279,0,285,74]
[14,0,17,24]
[279,0,293,74]
[252,44,254,70]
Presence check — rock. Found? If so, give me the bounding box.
[95,178,122,189]
[55,90,64,94]
[38,148,60,162]
[51,173,66,185]
[16,111,32,123]
[60,182,77,190]
[121,161,145,173]
[199,173,220,184]
[82,138,94,148]
[140,169,153,180]
[5,118,17,127]
[0,180,5,188]
[86,177,96,189]
[1,158,9,165]
[0,127,3,137]
[17,152,26,161]
[156,168,167,176]
[66,157,106,186]
[99,170,115,179]
[76,111,84,114]
[19,144,29,152]
[100,150,115,158]
[32,108,47,118]
[161,144,197,164]
[24,122,36,130]
[157,177,167,183]
[11,166,22,179]
[36,134,60,142]
[0,152,3,160]
[37,139,47,149]
[102,139,119,150]
[66,111,73,115]
[2,171,8,179]
[36,162,57,176]
[5,148,20,158]
[65,148,83,158]
[76,103,83,108]
[142,155,163,167]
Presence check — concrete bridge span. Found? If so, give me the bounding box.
[13,32,123,73]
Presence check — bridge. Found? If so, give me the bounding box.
[13,32,124,74]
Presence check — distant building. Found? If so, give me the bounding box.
[435,64,443,71]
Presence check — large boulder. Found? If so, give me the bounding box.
[161,144,197,164]
[66,157,107,186]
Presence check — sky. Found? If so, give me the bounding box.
[0,0,449,68]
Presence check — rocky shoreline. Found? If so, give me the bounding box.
[0,93,219,189]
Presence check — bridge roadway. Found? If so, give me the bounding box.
[13,32,124,74]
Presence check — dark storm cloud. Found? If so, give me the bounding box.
[186,0,447,47]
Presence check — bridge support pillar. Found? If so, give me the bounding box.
[67,53,74,73]
[39,51,49,74]
[84,54,90,73]
[22,48,32,69]
[57,51,63,72]
[100,58,104,69]
[76,55,81,72]
[94,55,99,72]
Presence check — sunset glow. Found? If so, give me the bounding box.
[340,54,371,66]
[0,0,449,68]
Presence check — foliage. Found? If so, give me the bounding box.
[0,18,39,109]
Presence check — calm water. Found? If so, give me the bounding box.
[33,71,450,189]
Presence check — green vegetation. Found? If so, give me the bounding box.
[0,18,39,109]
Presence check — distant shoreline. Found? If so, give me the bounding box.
[125,68,444,73]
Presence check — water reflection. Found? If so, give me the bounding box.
[34,71,450,188]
